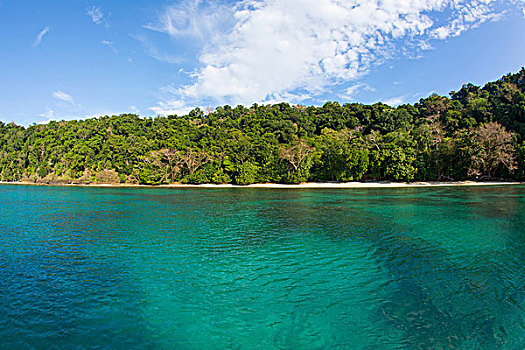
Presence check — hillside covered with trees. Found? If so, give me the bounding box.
[1,69,524,185]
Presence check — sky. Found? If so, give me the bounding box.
[0,0,524,126]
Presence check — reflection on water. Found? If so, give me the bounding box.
[0,185,524,348]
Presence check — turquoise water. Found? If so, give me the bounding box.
[0,185,524,349]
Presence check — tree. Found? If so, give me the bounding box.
[279,140,315,183]
[137,151,165,184]
[158,148,184,183]
[235,162,259,185]
[468,122,516,178]
[182,149,211,175]
[316,129,369,181]
[279,140,314,172]
[416,115,447,180]
[383,147,417,182]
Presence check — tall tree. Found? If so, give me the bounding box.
[468,122,516,178]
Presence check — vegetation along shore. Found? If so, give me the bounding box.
[1,69,524,186]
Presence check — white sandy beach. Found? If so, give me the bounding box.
[161,181,524,188]
[0,181,522,188]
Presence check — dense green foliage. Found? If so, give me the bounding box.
[1,69,524,184]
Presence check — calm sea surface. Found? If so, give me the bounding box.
[0,184,524,349]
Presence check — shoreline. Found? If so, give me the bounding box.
[0,181,523,189]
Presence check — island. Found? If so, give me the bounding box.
[1,69,524,186]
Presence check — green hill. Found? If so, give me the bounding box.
[1,68,524,184]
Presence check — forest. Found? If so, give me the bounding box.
[1,69,524,185]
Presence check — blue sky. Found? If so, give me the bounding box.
[0,0,524,125]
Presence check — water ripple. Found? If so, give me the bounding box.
[0,185,524,348]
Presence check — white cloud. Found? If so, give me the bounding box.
[382,95,408,106]
[37,107,119,125]
[102,40,118,53]
[39,108,55,119]
[145,0,233,41]
[52,91,76,105]
[37,108,60,124]
[87,6,107,26]
[132,34,182,63]
[33,27,49,46]
[148,0,518,114]
[341,83,376,100]
[150,99,194,116]
[129,106,141,114]
[430,3,505,40]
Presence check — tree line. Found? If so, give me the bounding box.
[1,69,524,185]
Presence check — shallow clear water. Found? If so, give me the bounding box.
[0,185,524,349]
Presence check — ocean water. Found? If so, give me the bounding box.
[0,184,523,349]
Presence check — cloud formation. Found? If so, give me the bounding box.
[382,95,409,106]
[144,0,232,40]
[39,108,55,119]
[132,34,182,64]
[87,6,106,26]
[102,40,118,53]
[148,0,521,115]
[53,91,76,105]
[33,27,49,46]
[129,105,141,114]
